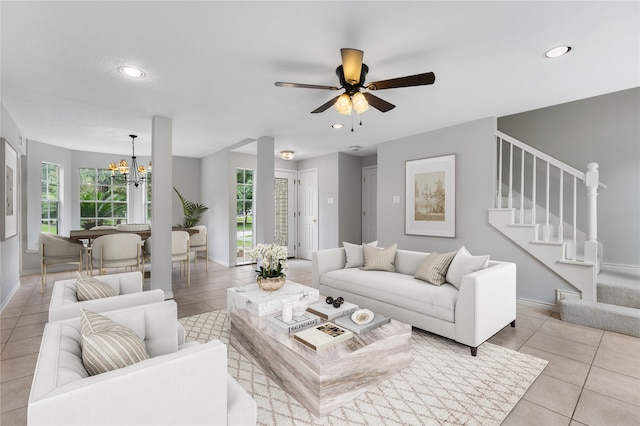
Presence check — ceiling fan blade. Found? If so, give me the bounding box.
[366,72,436,90]
[275,82,339,90]
[340,48,364,85]
[363,92,396,113]
[311,95,341,114]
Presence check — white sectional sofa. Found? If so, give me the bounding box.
[312,246,517,355]
[28,300,257,425]
[48,271,164,322]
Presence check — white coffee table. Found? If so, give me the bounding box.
[227,281,319,316]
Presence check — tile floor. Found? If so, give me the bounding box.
[1,259,639,425]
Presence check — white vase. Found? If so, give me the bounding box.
[281,300,293,322]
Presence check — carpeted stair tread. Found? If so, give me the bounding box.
[559,298,640,338]
[597,271,640,309]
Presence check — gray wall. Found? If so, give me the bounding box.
[338,153,363,245]
[1,104,25,309]
[171,156,202,227]
[499,88,640,268]
[377,117,572,305]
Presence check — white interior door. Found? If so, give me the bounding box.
[362,166,377,243]
[298,168,318,260]
[274,169,297,257]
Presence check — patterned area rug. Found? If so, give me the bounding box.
[180,310,547,426]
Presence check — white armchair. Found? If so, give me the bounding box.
[172,230,191,286]
[39,232,85,293]
[28,301,257,425]
[48,271,165,322]
[91,233,142,275]
[189,225,208,271]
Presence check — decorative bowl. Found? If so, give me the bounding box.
[351,309,374,325]
[256,275,285,291]
[292,301,308,317]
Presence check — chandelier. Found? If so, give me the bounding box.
[108,135,150,188]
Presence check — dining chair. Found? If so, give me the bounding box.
[91,233,142,276]
[189,225,208,271]
[172,230,191,286]
[39,232,85,293]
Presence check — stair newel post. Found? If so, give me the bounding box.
[584,163,600,267]
[545,162,550,241]
[520,148,525,224]
[558,171,564,244]
[531,155,537,225]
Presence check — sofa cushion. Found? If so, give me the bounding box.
[446,246,490,289]
[76,272,116,301]
[362,243,397,272]
[321,268,458,322]
[80,309,149,376]
[414,251,457,285]
[343,241,378,268]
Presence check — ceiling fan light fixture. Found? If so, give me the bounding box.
[280,150,295,160]
[335,93,353,115]
[332,124,343,129]
[351,92,369,114]
[544,46,572,58]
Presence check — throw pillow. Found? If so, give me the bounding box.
[80,309,149,376]
[446,246,490,289]
[76,272,116,302]
[343,241,378,268]
[361,243,397,272]
[414,251,457,285]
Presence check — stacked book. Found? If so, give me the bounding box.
[265,312,321,334]
[293,322,353,351]
[334,313,390,334]
[306,300,358,321]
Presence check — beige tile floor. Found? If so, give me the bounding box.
[2,259,639,425]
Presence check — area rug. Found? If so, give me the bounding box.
[179,310,548,426]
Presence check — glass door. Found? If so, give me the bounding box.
[236,168,254,264]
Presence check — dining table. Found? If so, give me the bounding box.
[69,226,198,245]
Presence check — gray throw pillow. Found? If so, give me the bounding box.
[80,309,149,376]
[414,251,457,285]
[76,272,116,301]
[361,243,397,272]
[343,241,378,268]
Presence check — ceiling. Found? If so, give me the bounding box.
[1,1,638,160]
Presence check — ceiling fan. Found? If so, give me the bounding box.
[275,48,435,115]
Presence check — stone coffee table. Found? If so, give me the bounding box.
[229,305,412,417]
[226,281,320,316]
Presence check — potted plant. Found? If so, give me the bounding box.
[174,187,208,228]
[248,243,289,291]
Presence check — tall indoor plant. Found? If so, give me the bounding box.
[173,187,209,228]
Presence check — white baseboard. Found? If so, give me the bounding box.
[601,263,640,277]
[0,282,21,313]
[516,296,559,313]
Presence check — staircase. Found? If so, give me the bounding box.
[488,131,640,337]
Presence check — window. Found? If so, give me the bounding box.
[145,172,152,223]
[236,168,253,263]
[41,162,61,233]
[79,168,128,229]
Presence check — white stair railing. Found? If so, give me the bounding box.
[494,130,606,265]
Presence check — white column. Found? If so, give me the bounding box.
[255,136,275,245]
[151,116,173,298]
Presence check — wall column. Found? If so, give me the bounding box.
[255,136,275,244]
[151,116,173,298]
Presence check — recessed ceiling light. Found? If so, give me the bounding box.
[118,66,146,78]
[544,46,572,58]
[349,145,361,152]
[332,124,343,129]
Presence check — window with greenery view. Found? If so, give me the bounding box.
[236,168,253,262]
[145,172,152,223]
[79,168,128,229]
[41,162,61,233]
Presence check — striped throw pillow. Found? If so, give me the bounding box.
[361,243,397,272]
[80,309,149,376]
[76,272,116,301]
[414,251,457,285]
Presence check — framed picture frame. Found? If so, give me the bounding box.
[405,154,456,237]
[1,138,18,240]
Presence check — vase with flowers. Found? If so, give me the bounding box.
[248,243,289,291]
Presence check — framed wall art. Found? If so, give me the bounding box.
[405,154,456,237]
[1,138,18,240]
